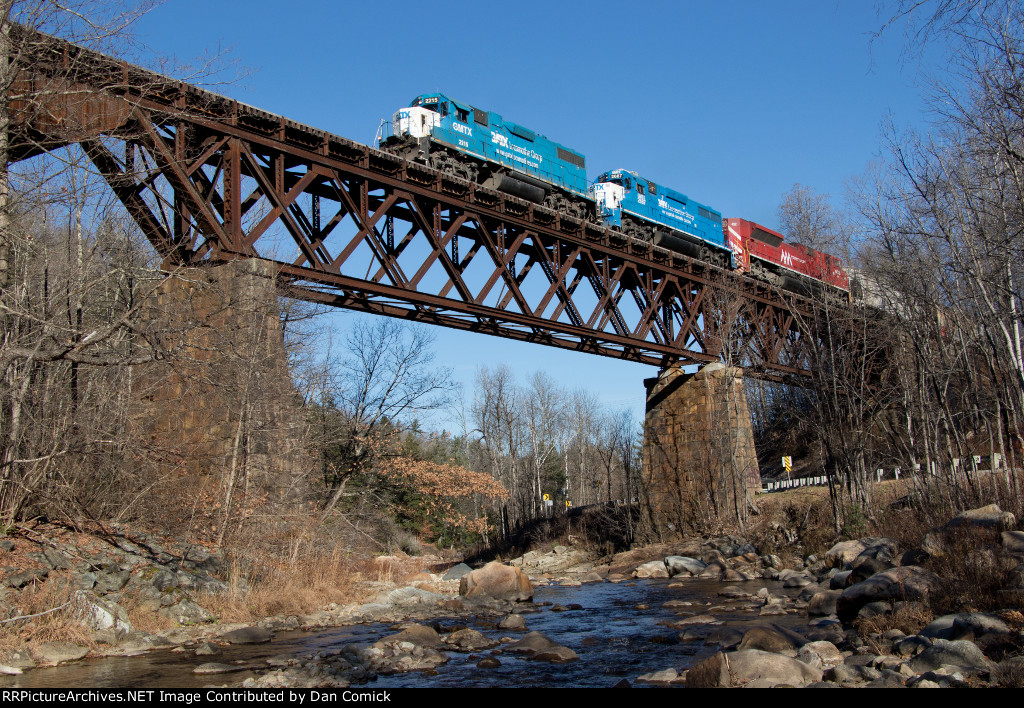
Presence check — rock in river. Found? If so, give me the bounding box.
[459,561,533,602]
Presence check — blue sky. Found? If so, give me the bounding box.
[128,1,938,429]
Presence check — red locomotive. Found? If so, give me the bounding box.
[724,217,849,295]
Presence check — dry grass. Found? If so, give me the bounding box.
[924,530,1022,615]
[854,602,934,639]
[118,593,176,635]
[748,485,837,558]
[0,573,94,656]
[196,548,380,623]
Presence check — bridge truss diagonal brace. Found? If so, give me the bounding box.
[3,26,838,381]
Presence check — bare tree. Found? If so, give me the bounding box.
[313,318,457,521]
[854,0,1024,517]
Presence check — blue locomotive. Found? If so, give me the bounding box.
[380,92,589,219]
[591,169,730,267]
[380,93,732,267]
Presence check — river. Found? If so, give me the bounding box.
[0,577,809,688]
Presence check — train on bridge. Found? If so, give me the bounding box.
[380,92,850,296]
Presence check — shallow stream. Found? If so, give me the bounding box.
[0,577,807,689]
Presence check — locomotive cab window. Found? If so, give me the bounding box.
[637,184,645,195]
[624,178,632,190]
[438,102,448,117]
[456,107,469,122]
[648,182,656,194]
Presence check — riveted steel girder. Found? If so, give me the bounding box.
[6,26,832,381]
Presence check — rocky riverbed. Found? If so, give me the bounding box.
[2,504,1023,687]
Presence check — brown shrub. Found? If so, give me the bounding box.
[747,490,836,558]
[869,505,933,552]
[995,659,1024,688]
[0,574,93,654]
[197,547,376,623]
[854,602,934,639]
[923,526,1021,614]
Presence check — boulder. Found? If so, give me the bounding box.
[782,572,815,588]
[634,561,670,579]
[5,568,48,588]
[77,592,132,632]
[829,571,852,589]
[855,538,900,565]
[377,587,446,606]
[444,628,498,651]
[807,589,841,616]
[848,556,895,585]
[664,556,707,577]
[737,626,802,657]
[863,669,908,688]
[375,623,441,648]
[798,583,824,602]
[193,662,248,674]
[699,560,729,579]
[636,668,681,684]
[503,631,577,663]
[1002,531,1024,556]
[498,614,527,630]
[441,563,473,581]
[115,632,173,652]
[701,627,744,649]
[894,635,932,657]
[459,561,533,601]
[687,649,822,688]
[921,612,1010,640]
[0,649,35,670]
[33,642,89,665]
[798,640,844,670]
[220,626,274,644]
[94,570,131,594]
[947,504,1016,532]
[531,646,579,663]
[824,540,869,569]
[160,599,214,626]
[857,601,896,620]
[836,566,942,623]
[923,505,1017,556]
[906,638,998,675]
[827,663,881,686]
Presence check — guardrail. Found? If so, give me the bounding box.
[759,453,1007,494]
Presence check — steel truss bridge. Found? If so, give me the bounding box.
[7,28,828,380]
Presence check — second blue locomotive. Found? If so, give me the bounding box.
[380,92,732,268]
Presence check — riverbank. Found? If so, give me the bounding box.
[2,500,1023,687]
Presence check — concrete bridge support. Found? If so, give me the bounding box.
[642,362,761,539]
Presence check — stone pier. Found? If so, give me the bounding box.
[132,260,310,512]
[642,362,761,538]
